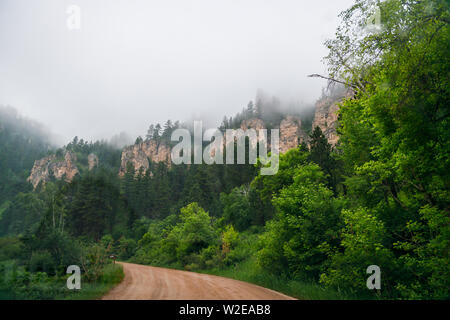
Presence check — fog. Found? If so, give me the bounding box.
[0,0,354,144]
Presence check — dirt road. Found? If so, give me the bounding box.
[102,262,295,300]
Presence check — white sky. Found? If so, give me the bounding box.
[0,0,355,143]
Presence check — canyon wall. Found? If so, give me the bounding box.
[119,139,171,176]
[312,89,353,146]
[279,116,308,153]
[27,151,79,189]
[119,116,309,174]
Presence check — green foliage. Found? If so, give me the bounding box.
[320,208,395,295]
[221,225,242,265]
[22,231,81,276]
[393,205,450,299]
[0,193,45,236]
[249,147,309,225]
[64,172,131,240]
[0,237,24,261]
[29,250,57,274]
[171,203,218,266]
[220,187,252,231]
[133,204,219,269]
[133,204,251,270]
[79,243,112,282]
[0,259,123,300]
[323,0,450,299]
[308,126,342,192]
[116,237,137,260]
[257,164,343,279]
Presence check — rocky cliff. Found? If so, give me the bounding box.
[312,90,353,146]
[279,116,308,153]
[240,118,267,150]
[240,117,308,153]
[27,151,79,189]
[119,119,269,176]
[88,153,99,170]
[118,117,309,175]
[118,139,171,176]
[240,118,266,132]
[312,97,340,146]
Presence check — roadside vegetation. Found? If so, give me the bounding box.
[0,238,123,300]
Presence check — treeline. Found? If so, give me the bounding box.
[121,158,257,221]
[62,136,122,172]
[219,90,316,132]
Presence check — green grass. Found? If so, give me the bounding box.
[0,262,124,300]
[200,257,360,300]
[59,263,124,300]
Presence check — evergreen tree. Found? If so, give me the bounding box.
[153,123,162,140]
[146,124,155,140]
[135,136,143,145]
[246,101,254,118]
[308,126,337,191]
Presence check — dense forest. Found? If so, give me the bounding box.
[0,0,448,300]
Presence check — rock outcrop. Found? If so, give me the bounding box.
[279,116,308,153]
[88,153,99,171]
[312,90,353,146]
[241,116,308,154]
[119,140,171,176]
[240,118,266,132]
[239,118,267,150]
[119,116,310,175]
[28,151,79,189]
[312,97,340,146]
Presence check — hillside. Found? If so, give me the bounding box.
[0,106,54,204]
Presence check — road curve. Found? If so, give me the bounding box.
[102,262,295,300]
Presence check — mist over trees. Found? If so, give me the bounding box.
[0,106,55,204]
[219,89,316,132]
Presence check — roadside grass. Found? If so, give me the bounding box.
[0,262,124,300]
[60,263,124,300]
[200,257,362,300]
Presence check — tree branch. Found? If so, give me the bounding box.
[307,74,358,89]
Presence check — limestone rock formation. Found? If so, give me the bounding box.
[239,118,266,150]
[279,116,308,154]
[239,117,309,154]
[312,97,340,146]
[27,155,55,189]
[27,151,79,189]
[312,90,353,146]
[119,140,171,176]
[118,115,311,175]
[88,153,99,170]
[240,118,266,131]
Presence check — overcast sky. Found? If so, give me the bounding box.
[0,0,354,143]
